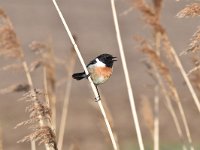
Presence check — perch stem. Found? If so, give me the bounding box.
[51,0,118,149]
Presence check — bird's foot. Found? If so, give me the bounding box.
[86,73,90,79]
[95,96,101,102]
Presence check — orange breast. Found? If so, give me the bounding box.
[88,67,112,85]
[94,67,112,77]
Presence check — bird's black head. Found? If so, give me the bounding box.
[96,53,117,67]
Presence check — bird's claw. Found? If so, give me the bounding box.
[95,96,101,102]
[86,73,90,78]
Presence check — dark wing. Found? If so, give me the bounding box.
[87,59,96,67]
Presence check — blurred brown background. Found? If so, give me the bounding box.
[1,0,200,150]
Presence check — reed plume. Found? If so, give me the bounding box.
[177,3,200,18]
[16,89,57,150]
[137,36,193,149]
[135,0,200,115]
[0,8,58,150]
[142,58,187,150]
[140,95,154,136]
[0,9,22,59]
[29,39,56,130]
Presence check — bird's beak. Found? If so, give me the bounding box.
[112,56,117,61]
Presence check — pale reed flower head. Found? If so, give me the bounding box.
[177,3,200,18]
[0,9,22,59]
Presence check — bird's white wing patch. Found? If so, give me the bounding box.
[95,58,106,67]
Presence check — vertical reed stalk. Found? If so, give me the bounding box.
[164,34,200,113]
[22,52,57,150]
[134,0,195,148]
[176,101,194,150]
[145,54,186,149]
[154,67,187,150]
[162,35,195,150]
[0,127,3,150]
[57,50,76,150]
[21,60,37,150]
[43,67,50,107]
[91,92,120,149]
[51,0,118,149]
[153,32,160,150]
[142,44,193,150]
[110,0,144,150]
[22,59,55,150]
[153,86,159,150]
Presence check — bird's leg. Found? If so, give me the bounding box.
[86,73,100,101]
[95,85,101,102]
[85,73,90,79]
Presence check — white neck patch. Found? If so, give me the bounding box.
[95,58,106,67]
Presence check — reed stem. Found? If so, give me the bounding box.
[110,0,144,150]
[51,0,118,149]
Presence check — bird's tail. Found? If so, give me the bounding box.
[72,72,87,80]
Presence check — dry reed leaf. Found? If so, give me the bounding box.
[29,59,43,72]
[119,7,134,16]
[0,63,22,71]
[0,9,22,59]
[177,3,200,18]
[0,83,30,94]
[187,65,200,76]
[140,95,154,136]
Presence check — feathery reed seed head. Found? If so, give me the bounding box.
[0,9,22,58]
[16,89,56,149]
[0,83,30,94]
[134,0,164,33]
[140,95,154,136]
[177,3,200,18]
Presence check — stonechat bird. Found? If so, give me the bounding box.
[72,53,117,101]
